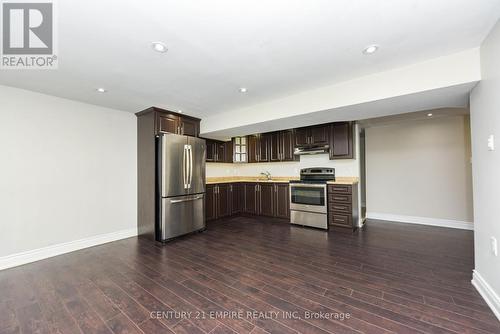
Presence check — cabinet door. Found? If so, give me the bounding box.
[231,183,242,214]
[269,132,281,162]
[206,140,216,162]
[258,134,270,162]
[294,127,310,146]
[205,184,217,221]
[259,183,275,217]
[281,130,297,161]
[158,114,180,134]
[217,184,232,218]
[274,183,290,219]
[309,124,329,145]
[243,183,258,214]
[247,136,258,163]
[330,122,353,159]
[216,142,226,162]
[224,141,233,163]
[179,117,199,137]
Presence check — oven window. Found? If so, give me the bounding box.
[291,187,325,206]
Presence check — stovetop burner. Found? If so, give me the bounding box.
[289,180,329,184]
[294,167,335,183]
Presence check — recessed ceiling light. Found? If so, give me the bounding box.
[151,41,168,53]
[363,45,379,55]
[239,87,247,93]
[177,110,183,113]
[96,88,106,93]
[427,113,433,117]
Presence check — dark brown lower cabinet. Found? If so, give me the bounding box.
[274,183,290,219]
[206,183,231,221]
[207,182,290,222]
[231,183,243,214]
[243,183,259,214]
[217,184,232,218]
[206,184,217,221]
[327,184,359,230]
[259,183,275,217]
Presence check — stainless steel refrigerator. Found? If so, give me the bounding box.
[156,133,206,241]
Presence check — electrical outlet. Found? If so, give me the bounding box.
[491,237,498,256]
[487,135,495,151]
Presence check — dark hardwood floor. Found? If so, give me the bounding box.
[1,217,499,334]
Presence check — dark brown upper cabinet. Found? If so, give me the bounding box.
[135,107,200,137]
[310,124,330,145]
[179,117,200,137]
[205,139,233,163]
[247,134,270,163]
[329,122,354,159]
[247,135,258,163]
[294,124,329,146]
[157,113,179,134]
[294,127,310,146]
[258,133,270,162]
[206,140,216,162]
[216,142,226,162]
[270,130,297,162]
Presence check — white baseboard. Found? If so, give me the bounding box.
[366,212,473,230]
[472,270,500,321]
[0,228,138,271]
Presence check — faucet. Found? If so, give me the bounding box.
[260,171,272,181]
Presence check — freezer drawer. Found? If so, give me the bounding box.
[290,210,328,230]
[159,194,205,241]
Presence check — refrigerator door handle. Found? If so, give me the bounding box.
[188,145,193,188]
[170,195,203,204]
[183,145,189,189]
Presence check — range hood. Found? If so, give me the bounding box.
[293,145,330,155]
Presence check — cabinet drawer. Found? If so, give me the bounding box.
[328,203,351,213]
[329,211,352,227]
[328,184,352,194]
[328,194,352,203]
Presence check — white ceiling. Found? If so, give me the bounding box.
[1,0,499,118]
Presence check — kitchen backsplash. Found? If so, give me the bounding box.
[206,153,359,177]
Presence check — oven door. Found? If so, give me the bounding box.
[289,183,327,214]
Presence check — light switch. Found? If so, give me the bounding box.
[491,237,498,256]
[487,135,495,151]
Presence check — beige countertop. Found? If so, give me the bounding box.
[206,176,359,185]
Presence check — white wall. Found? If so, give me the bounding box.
[470,19,500,319]
[365,115,473,224]
[0,85,137,263]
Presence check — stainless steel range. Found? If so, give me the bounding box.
[289,168,335,230]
